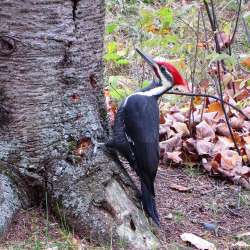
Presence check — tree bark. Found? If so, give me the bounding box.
[0,0,159,248]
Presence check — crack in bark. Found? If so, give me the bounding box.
[71,0,80,29]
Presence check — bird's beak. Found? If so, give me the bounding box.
[136,48,158,69]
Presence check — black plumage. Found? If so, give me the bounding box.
[107,80,161,225]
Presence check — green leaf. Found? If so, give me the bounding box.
[107,41,117,54]
[139,9,154,27]
[141,80,150,88]
[158,7,173,28]
[104,52,120,62]
[108,76,119,88]
[106,22,118,34]
[116,59,129,65]
[206,52,237,68]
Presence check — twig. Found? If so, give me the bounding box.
[167,91,249,121]
[201,10,210,50]
[203,0,242,156]
[188,12,200,134]
[228,0,242,48]
[242,17,250,44]
[217,63,241,155]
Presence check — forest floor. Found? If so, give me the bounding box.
[1,165,249,249]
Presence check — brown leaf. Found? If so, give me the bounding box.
[202,112,220,125]
[160,113,166,124]
[169,183,192,192]
[159,134,182,153]
[234,88,250,102]
[172,112,186,123]
[216,31,230,50]
[172,122,189,137]
[244,136,250,144]
[245,144,250,162]
[235,165,250,176]
[243,121,250,132]
[202,158,212,172]
[222,73,233,86]
[199,79,210,89]
[193,96,202,106]
[216,123,231,137]
[196,120,215,140]
[220,150,242,170]
[164,151,182,163]
[207,101,224,116]
[211,153,221,172]
[214,136,234,152]
[196,140,214,156]
[240,57,250,70]
[230,116,244,130]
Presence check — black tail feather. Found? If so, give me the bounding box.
[141,181,160,226]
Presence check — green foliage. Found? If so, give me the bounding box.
[104,41,129,66]
[108,76,133,101]
[206,52,237,70]
[158,7,173,28]
[106,22,118,34]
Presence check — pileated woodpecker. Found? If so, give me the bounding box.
[107,48,187,226]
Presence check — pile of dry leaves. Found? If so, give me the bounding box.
[159,93,250,189]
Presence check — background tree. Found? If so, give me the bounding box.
[0,0,159,248]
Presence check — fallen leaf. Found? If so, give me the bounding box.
[180,233,217,250]
[199,79,210,89]
[211,154,221,172]
[236,232,250,240]
[159,134,182,153]
[193,96,202,106]
[245,144,250,161]
[216,123,231,137]
[222,73,233,86]
[235,165,250,176]
[243,136,250,144]
[202,112,219,125]
[169,183,192,192]
[164,151,182,163]
[196,120,215,140]
[207,101,224,116]
[214,136,234,152]
[196,140,214,156]
[172,122,189,137]
[240,57,250,70]
[230,116,244,130]
[243,121,250,132]
[220,150,242,170]
[217,32,230,50]
[234,88,250,102]
[172,112,186,123]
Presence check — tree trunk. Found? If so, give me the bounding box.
[0,0,159,248]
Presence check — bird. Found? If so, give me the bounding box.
[106,48,187,226]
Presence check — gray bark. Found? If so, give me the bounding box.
[0,0,159,248]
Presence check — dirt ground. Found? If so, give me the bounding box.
[155,166,250,249]
[1,165,250,249]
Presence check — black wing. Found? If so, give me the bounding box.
[124,94,159,195]
[106,103,137,170]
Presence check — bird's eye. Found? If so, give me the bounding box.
[160,66,165,72]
